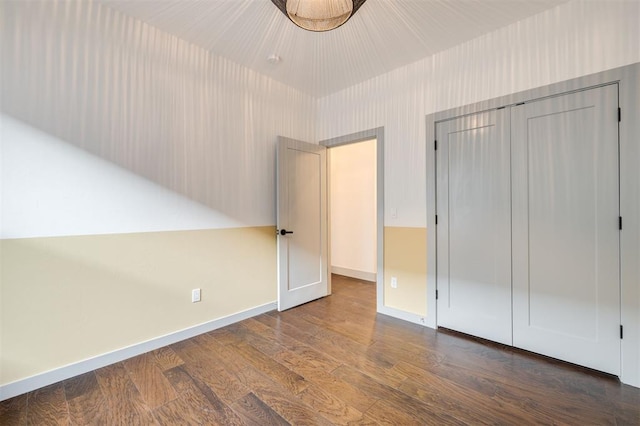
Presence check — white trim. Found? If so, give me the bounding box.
[0,301,277,401]
[331,266,376,282]
[377,305,431,328]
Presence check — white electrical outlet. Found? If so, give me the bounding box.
[192,288,201,303]
[391,277,398,289]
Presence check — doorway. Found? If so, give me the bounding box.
[328,139,377,283]
[321,128,384,311]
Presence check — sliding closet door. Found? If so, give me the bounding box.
[436,109,512,345]
[511,85,620,375]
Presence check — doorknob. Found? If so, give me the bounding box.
[279,229,294,236]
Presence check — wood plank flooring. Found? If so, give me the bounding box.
[2,274,639,425]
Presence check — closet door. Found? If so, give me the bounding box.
[511,85,620,375]
[436,109,512,345]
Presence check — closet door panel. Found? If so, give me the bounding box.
[436,109,512,345]
[511,84,620,375]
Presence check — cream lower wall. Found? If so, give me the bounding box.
[0,226,276,386]
[383,227,427,316]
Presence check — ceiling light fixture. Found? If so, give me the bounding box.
[271,0,367,32]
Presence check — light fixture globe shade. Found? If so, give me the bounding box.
[286,0,353,32]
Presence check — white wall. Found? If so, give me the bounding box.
[0,114,244,239]
[317,0,640,228]
[0,0,316,234]
[329,140,377,278]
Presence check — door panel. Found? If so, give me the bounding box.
[288,149,322,289]
[511,85,620,375]
[436,109,512,345]
[277,137,328,311]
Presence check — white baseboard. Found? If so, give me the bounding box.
[377,305,434,328]
[0,301,277,402]
[331,266,376,282]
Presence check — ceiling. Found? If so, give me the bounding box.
[98,0,569,98]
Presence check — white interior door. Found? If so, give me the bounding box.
[277,137,328,311]
[511,85,620,375]
[436,109,513,345]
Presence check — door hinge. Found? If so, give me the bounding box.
[619,216,622,230]
[620,325,624,339]
[618,107,621,122]
[436,289,439,300]
[435,215,438,225]
[434,140,438,151]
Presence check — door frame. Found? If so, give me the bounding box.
[320,127,385,314]
[426,63,640,387]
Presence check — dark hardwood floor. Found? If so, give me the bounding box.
[2,274,639,425]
